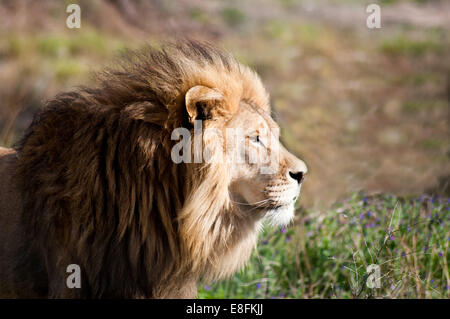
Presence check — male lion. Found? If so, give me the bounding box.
[0,41,307,298]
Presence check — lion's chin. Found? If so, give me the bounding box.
[263,203,295,227]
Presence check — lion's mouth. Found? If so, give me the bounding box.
[231,193,296,226]
[265,194,300,209]
[263,202,290,210]
[231,190,300,211]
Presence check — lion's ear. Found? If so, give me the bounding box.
[185,86,224,124]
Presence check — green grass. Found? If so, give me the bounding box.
[380,35,443,57]
[52,58,87,81]
[198,193,450,298]
[1,31,127,61]
[189,8,209,24]
[220,7,245,27]
[402,100,448,113]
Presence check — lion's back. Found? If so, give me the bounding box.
[0,147,22,251]
[0,147,42,298]
[0,147,20,296]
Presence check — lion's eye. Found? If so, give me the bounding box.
[250,135,264,147]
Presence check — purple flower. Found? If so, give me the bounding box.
[203,285,211,291]
[445,285,450,291]
[420,195,425,202]
[367,211,373,217]
[363,197,368,204]
[370,223,375,228]
[285,235,291,243]
[281,227,287,234]
[401,252,406,257]
[431,196,440,204]
[407,226,411,232]
[438,252,443,258]
[390,235,395,240]
[424,246,429,252]
[359,213,365,220]
[256,283,262,289]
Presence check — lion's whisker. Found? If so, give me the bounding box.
[232,198,271,206]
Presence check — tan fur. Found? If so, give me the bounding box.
[0,41,306,298]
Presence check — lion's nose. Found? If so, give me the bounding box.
[289,171,304,184]
[287,159,307,184]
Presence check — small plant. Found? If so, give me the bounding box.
[199,193,449,299]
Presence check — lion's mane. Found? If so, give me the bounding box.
[13,41,270,298]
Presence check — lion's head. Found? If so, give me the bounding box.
[180,84,307,226]
[11,41,307,298]
[215,99,307,227]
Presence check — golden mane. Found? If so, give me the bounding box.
[13,40,270,298]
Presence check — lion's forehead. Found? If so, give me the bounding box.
[236,101,279,133]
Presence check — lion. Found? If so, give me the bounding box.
[0,41,307,298]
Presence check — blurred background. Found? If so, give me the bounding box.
[0,0,448,209]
